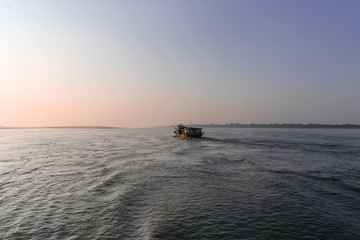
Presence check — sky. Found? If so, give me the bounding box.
[1,0,360,127]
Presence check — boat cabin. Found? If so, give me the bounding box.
[174,124,204,138]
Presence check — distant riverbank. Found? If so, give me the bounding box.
[191,123,360,129]
[0,126,120,129]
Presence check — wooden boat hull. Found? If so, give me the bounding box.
[174,133,189,138]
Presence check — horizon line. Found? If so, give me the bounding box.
[1,123,360,129]
[0,126,121,129]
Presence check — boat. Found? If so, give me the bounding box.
[174,124,204,138]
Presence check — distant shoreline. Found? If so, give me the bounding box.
[0,126,120,129]
[2,124,360,129]
[190,123,360,129]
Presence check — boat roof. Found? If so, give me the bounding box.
[176,124,202,129]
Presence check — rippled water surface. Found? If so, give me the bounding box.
[1,127,360,239]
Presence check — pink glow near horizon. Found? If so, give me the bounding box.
[1,1,360,127]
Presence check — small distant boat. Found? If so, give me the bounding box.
[174,124,204,138]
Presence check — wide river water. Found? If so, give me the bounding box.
[1,127,360,239]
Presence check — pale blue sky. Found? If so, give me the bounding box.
[1,0,359,127]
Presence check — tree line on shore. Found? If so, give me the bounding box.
[192,123,360,129]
